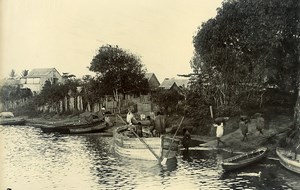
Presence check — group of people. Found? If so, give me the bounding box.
[126,109,167,137]
[213,113,265,147]
[126,109,192,152]
[239,113,265,142]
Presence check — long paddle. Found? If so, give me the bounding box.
[131,129,161,160]
[161,116,185,165]
[116,114,160,161]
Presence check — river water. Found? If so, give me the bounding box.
[0,125,299,190]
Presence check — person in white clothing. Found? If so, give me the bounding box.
[214,121,226,147]
[126,109,135,125]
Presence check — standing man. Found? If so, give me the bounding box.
[255,113,264,135]
[214,121,226,147]
[151,111,166,136]
[239,116,249,141]
[182,128,191,152]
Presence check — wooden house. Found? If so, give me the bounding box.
[20,68,62,94]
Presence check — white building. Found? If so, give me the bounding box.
[20,68,62,94]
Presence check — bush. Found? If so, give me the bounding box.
[13,100,42,117]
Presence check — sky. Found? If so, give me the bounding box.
[1,0,223,82]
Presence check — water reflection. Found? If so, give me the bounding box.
[1,125,299,190]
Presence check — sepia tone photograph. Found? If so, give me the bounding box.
[0,0,300,189]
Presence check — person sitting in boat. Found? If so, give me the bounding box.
[126,109,136,125]
[255,113,264,135]
[136,122,143,137]
[146,116,155,136]
[151,111,166,137]
[213,121,226,147]
[239,115,249,141]
[104,114,113,128]
[83,112,100,123]
[95,109,105,122]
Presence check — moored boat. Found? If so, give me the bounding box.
[113,125,180,161]
[276,147,300,174]
[40,120,108,134]
[221,147,267,171]
[0,117,26,125]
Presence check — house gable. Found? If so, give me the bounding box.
[159,77,189,90]
[174,79,189,89]
[159,78,179,90]
[145,73,160,89]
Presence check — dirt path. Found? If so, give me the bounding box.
[200,115,293,152]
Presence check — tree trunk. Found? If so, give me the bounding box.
[295,94,300,128]
[295,2,300,129]
[296,4,300,128]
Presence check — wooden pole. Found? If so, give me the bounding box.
[210,105,214,119]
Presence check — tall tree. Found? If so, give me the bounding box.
[9,69,17,79]
[192,0,299,109]
[89,44,149,98]
[293,0,300,129]
[21,70,29,77]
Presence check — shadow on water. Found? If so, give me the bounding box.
[219,157,300,190]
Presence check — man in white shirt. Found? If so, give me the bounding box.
[214,121,226,147]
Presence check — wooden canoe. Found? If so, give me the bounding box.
[221,147,267,171]
[0,117,26,125]
[113,125,180,161]
[276,147,300,174]
[40,120,107,134]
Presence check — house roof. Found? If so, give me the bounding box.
[145,73,154,81]
[159,78,189,89]
[159,78,178,90]
[26,68,59,78]
[173,79,189,88]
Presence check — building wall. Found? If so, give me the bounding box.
[21,69,62,94]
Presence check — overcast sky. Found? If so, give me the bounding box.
[1,0,223,82]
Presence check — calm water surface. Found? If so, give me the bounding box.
[0,125,299,190]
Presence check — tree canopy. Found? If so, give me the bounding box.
[89,45,149,96]
[192,0,299,108]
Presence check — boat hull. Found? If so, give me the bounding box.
[40,120,107,134]
[113,126,179,161]
[0,118,26,125]
[276,147,300,174]
[221,147,267,171]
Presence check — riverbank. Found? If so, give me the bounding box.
[200,114,294,155]
[24,112,293,154]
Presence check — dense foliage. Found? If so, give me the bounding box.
[0,85,32,103]
[190,0,299,114]
[89,45,149,97]
[35,75,81,112]
[152,89,184,114]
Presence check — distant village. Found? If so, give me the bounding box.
[0,68,189,116]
